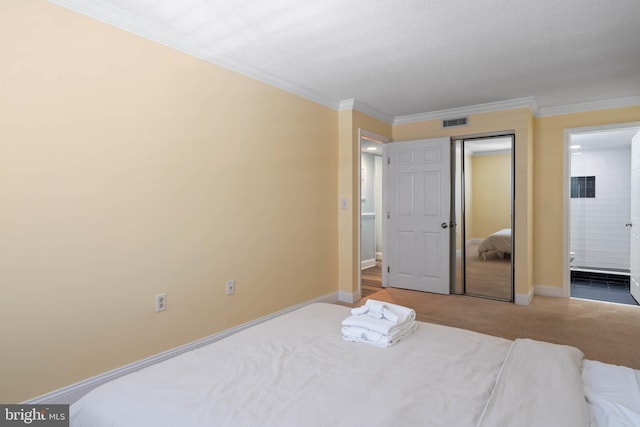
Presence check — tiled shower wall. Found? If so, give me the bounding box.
[570,147,631,271]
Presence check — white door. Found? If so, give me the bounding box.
[630,131,640,304]
[385,137,450,294]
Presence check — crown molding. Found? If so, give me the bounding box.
[338,99,356,111]
[537,96,640,117]
[338,99,394,124]
[393,97,539,125]
[48,0,340,111]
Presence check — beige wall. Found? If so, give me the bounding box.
[0,1,338,402]
[470,153,512,239]
[533,106,640,289]
[393,108,534,299]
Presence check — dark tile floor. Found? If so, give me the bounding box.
[571,270,639,306]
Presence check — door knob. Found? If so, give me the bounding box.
[626,223,633,227]
[441,222,448,229]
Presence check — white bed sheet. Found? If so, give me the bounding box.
[70,303,632,427]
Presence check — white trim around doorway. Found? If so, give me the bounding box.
[358,129,390,299]
[562,121,640,299]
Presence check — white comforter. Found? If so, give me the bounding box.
[478,228,512,259]
[583,360,640,426]
[71,303,593,427]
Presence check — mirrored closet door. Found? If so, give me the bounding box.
[452,135,514,301]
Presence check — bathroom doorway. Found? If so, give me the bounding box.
[567,125,640,306]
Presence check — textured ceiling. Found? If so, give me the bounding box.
[51,0,640,120]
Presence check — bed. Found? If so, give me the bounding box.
[70,303,640,427]
[478,228,512,260]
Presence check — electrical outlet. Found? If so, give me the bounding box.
[155,293,167,312]
[226,280,235,296]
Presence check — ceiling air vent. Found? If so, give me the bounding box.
[442,117,468,128]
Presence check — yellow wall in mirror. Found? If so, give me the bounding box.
[469,153,512,239]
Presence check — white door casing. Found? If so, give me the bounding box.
[385,137,450,294]
[630,131,640,304]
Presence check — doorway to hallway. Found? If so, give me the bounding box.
[358,130,388,299]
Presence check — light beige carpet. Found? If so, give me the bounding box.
[457,241,512,300]
[345,287,640,369]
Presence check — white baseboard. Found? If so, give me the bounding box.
[515,284,565,306]
[375,252,382,260]
[361,258,376,269]
[534,284,564,298]
[23,291,339,405]
[515,288,534,306]
[338,290,360,304]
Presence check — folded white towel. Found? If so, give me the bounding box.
[364,300,386,314]
[363,300,396,322]
[350,306,369,316]
[351,301,403,322]
[342,326,388,347]
[382,307,399,323]
[365,299,415,325]
[342,313,416,336]
[368,309,384,319]
[342,322,417,348]
[343,300,416,335]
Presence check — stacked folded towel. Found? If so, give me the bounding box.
[341,299,417,348]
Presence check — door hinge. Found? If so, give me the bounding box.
[387,211,390,219]
[387,157,390,165]
[387,266,390,273]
